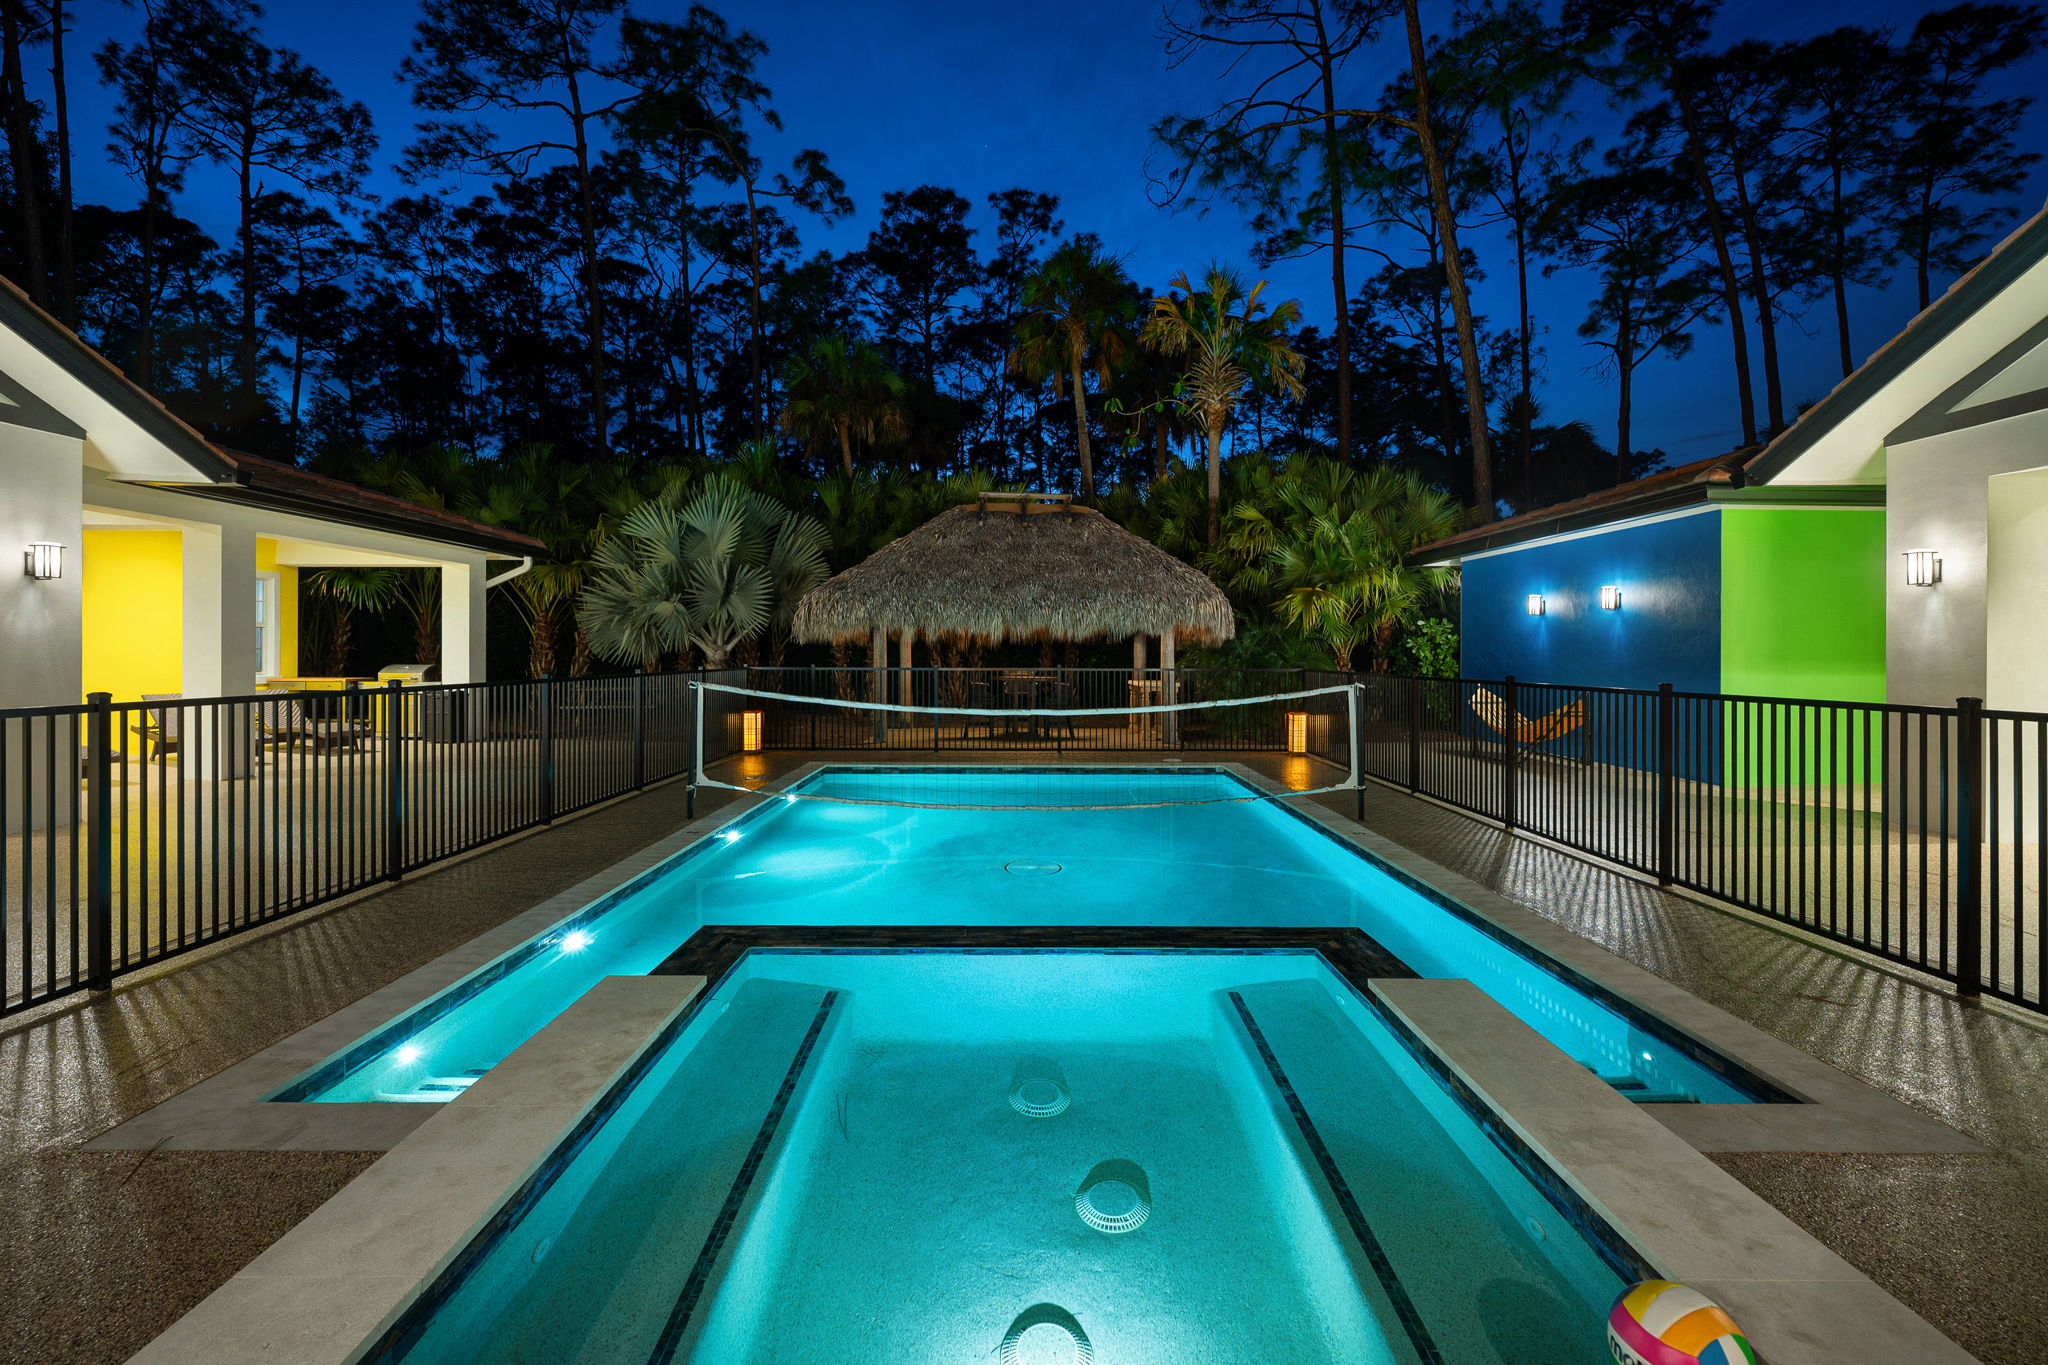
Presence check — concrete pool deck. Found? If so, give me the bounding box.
[1,752,2046,1363]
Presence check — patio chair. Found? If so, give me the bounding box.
[1468,686,1586,760]
[255,688,374,752]
[132,693,183,762]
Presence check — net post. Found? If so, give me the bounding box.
[688,679,703,821]
[1350,681,1364,821]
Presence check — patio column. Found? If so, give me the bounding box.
[180,521,257,778]
[438,561,485,683]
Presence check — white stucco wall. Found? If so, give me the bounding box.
[1885,407,2048,708]
[0,426,84,711]
[1986,466,2048,713]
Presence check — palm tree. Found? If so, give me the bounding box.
[1142,267,1306,544]
[1008,238,1136,499]
[778,335,908,477]
[1212,458,1462,670]
[306,568,405,675]
[577,475,830,671]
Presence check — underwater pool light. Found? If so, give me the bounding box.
[394,1044,423,1065]
[721,830,742,843]
[560,930,593,953]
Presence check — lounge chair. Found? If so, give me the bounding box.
[255,688,374,751]
[132,693,183,762]
[1469,686,1586,757]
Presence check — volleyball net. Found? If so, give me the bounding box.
[686,677,1364,812]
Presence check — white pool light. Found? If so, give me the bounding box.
[560,930,593,954]
[394,1044,423,1065]
[721,830,742,843]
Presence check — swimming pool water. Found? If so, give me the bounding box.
[276,767,1772,1105]
[369,953,1635,1365]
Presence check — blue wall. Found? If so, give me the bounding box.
[1461,509,1722,694]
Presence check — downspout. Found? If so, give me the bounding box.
[486,556,533,589]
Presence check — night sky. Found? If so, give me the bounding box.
[57,0,2048,468]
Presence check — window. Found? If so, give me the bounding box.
[255,572,281,680]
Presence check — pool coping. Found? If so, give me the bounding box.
[120,967,1980,1365]
[121,974,706,1365]
[90,758,1980,1155]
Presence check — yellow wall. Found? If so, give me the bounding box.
[81,528,183,701]
[254,538,300,677]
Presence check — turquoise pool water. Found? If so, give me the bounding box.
[367,953,1638,1365]
[276,767,1773,1105]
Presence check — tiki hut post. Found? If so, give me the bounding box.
[790,495,1232,749]
[1131,634,1147,736]
[870,625,887,744]
[898,629,915,726]
[1161,628,1179,747]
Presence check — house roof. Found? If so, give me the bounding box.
[1408,449,1759,565]
[1745,204,2048,486]
[172,449,548,558]
[0,272,543,559]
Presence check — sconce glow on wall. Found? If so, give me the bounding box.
[23,541,63,580]
[1902,549,1942,587]
[1599,585,1622,611]
[1525,593,1545,616]
[741,709,764,752]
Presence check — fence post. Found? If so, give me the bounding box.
[1956,695,1984,1001]
[1351,681,1365,822]
[1501,675,1519,832]
[631,672,647,791]
[1407,674,1423,793]
[1656,683,1676,886]
[538,675,555,825]
[85,692,114,990]
[384,679,405,881]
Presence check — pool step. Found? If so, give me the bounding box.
[1594,1071,1700,1105]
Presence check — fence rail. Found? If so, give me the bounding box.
[3,666,2038,1021]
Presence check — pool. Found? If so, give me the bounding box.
[361,952,1642,1364]
[275,767,1781,1105]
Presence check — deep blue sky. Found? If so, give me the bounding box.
[58,0,2048,468]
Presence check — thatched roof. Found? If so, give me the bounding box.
[792,499,1236,645]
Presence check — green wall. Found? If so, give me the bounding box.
[1720,505,1885,789]
[1720,506,1885,701]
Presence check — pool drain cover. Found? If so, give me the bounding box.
[1009,1076,1070,1118]
[999,1305,1094,1365]
[1074,1158,1151,1234]
[1004,860,1063,876]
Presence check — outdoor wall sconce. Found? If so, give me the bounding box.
[741,709,764,752]
[1903,549,1942,587]
[23,541,63,580]
[1599,585,1622,611]
[1526,594,1545,616]
[1286,711,1309,754]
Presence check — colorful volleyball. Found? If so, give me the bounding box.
[1607,1280,1756,1365]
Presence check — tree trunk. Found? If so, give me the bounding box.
[1204,420,1224,544]
[1616,303,1635,485]
[837,419,854,477]
[1914,178,1934,312]
[1313,1,1351,466]
[1508,131,1534,511]
[236,148,258,407]
[565,74,608,455]
[1403,0,1494,522]
[1672,81,1757,447]
[1829,162,1853,377]
[529,603,558,679]
[48,0,72,326]
[1069,353,1095,497]
[2,1,47,307]
[1154,420,1168,483]
[744,182,768,438]
[1724,165,1785,433]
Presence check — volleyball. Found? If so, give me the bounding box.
[1607,1280,1756,1365]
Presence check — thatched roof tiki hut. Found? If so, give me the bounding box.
[790,492,1234,737]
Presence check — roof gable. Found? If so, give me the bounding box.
[1749,207,2048,486]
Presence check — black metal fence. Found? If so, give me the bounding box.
[6,665,2037,1021]
[1350,675,2034,1014]
[0,671,745,1018]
